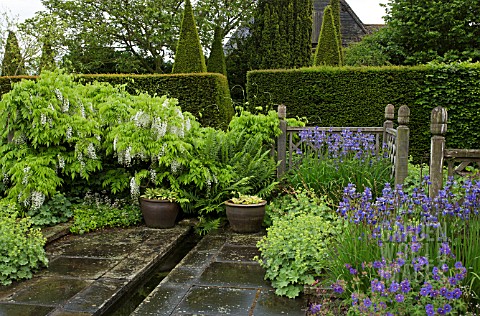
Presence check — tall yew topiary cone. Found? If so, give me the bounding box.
[313,5,342,66]
[207,26,227,76]
[329,0,344,63]
[172,0,206,73]
[39,42,56,73]
[1,31,26,76]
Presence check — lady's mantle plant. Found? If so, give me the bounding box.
[0,201,48,285]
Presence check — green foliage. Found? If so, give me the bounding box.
[344,28,392,67]
[79,73,234,130]
[416,61,480,152]
[39,42,56,73]
[1,73,234,131]
[194,216,222,236]
[286,154,392,206]
[0,71,104,207]
[172,0,207,74]
[329,0,343,63]
[384,0,480,65]
[264,188,333,226]
[229,192,264,205]
[141,188,187,203]
[248,0,312,70]
[256,194,342,298]
[313,5,342,67]
[228,108,286,144]
[26,193,73,227]
[39,0,255,73]
[70,193,142,234]
[1,31,25,76]
[0,202,48,286]
[246,63,480,162]
[207,26,227,76]
[182,128,278,216]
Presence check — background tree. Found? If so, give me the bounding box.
[35,0,255,74]
[195,0,256,50]
[207,26,227,76]
[344,28,392,66]
[383,0,480,65]
[39,42,56,72]
[313,5,342,66]
[1,31,25,76]
[249,0,313,70]
[172,0,206,73]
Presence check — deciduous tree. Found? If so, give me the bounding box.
[384,0,480,64]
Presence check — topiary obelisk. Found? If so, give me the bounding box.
[172,0,207,73]
[1,31,26,76]
[313,5,342,66]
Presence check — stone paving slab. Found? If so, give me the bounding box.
[132,231,306,316]
[0,225,191,316]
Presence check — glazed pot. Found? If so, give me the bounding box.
[139,198,180,228]
[225,200,267,233]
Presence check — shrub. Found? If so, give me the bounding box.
[257,213,340,298]
[246,62,480,162]
[0,201,48,285]
[256,191,342,298]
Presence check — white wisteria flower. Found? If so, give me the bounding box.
[31,191,45,210]
[87,143,97,159]
[130,177,140,199]
[58,155,65,169]
[150,169,157,183]
[40,113,47,125]
[22,166,31,185]
[66,126,73,140]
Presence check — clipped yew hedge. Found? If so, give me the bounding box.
[247,63,480,162]
[1,72,234,130]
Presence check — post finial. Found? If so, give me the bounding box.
[398,105,410,125]
[385,104,395,120]
[431,106,448,135]
[278,104,286,119]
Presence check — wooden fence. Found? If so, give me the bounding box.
[429,106,480,197]
[276,104,410,186]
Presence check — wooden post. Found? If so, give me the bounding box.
[395,105,410,186]
[277,104,287,179]
[429,106,447,198]
[383,104,394,145]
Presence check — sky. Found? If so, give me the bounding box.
[1,0,389,25]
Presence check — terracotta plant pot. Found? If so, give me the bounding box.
[139,198,180,228]
[225,200,267,233]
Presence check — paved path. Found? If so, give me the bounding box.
[132,232,306,316]
[0,224,306,316]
